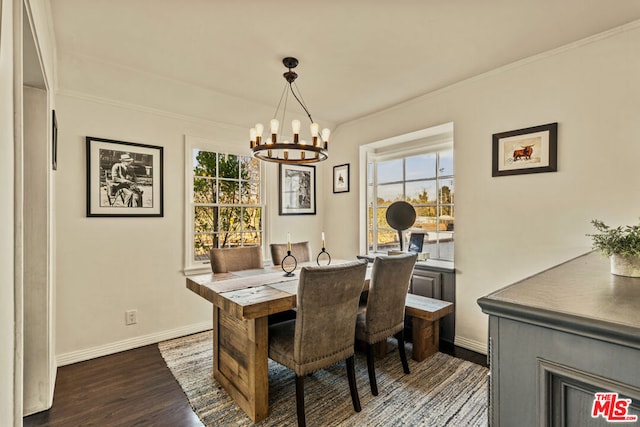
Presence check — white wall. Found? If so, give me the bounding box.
[324,23,640,352]
[54,94,326,363]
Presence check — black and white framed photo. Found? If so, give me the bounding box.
[492,122,558,177]
[86,136,164,217]
[333,163,350,193]
[279,163,316,215]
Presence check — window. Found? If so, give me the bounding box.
[185,137,263,272]
[364,125,454,261]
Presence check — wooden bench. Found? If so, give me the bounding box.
[405,293,454,361]
[370,294,454,361]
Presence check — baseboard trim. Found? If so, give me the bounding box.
[56,321,213,366]
[454,336,487,355]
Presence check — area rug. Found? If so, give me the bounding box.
[158,331,488,426]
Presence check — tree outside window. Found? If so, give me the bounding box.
[192,150,262,262]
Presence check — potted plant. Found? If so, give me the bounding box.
[588,219,640,277]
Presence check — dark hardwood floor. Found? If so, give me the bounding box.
[23,344,202,427]
[24,340,486,427]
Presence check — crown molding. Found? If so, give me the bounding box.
[56,88,247,131]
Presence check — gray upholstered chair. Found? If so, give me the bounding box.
[268,261,368,427]
[209,246,264,273]
[355,252,417,395]
[270,241,312,265]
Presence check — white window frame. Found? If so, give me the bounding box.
[184,135,266,275]
[359,123,454,260]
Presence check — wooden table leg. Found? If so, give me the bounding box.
[411,317,440,362]
[212,307,269,422]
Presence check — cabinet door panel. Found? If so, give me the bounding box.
[411,271,442,299]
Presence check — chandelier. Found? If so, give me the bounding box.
[250,57,330,164]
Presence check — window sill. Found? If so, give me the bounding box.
[183,265,211,276]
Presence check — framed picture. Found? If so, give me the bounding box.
[52,110,58,170]
[86,136,164,217]
[279,163,316,215]
[333,163,350,193]
[492,122,558,177]
[408,232,425,254]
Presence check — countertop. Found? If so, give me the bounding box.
[478,251,640,349]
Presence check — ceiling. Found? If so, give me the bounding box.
[49,0,640,126]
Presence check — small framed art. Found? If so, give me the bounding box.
[333,163,350,193]
[492,122,558,177]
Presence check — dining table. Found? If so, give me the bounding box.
[186,260,368,422]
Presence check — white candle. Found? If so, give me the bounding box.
[321,232,325,248]
[287,233,291,251]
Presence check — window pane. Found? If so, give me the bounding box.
[219,207,241,232]
[377,159,402,183]
[243,207,262,231]
[193,177,215,203]
[406,180,437,205]
[376,208,391,229]
[194,206,215,233]
[242,231,262,245]
[377,183,403,206]
[194,233,213,261]
[222,232,242,247]
[378,228,398,250]
[219,180,239,204]
[219,154,239,179]
[439,149,454,176]
[415,206,438,231]
[241,181,260,204]
[367,162,373,185]
[406,153,436,180]
[241,157,260,180]
[439,178,454,204]
[193,150,218,177]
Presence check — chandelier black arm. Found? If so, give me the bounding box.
[289,81,314,124]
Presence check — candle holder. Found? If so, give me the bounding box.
[281,250,297,276]
[316,247,332,266]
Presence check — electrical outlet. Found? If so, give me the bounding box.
[125,309,137,325]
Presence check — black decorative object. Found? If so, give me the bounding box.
[316,247,332,266]
[281,250,297,276]
[385,201,416,251]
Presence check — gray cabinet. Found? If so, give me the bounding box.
[410,263,455,343]
[478,252,640,426]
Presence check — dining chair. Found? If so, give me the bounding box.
[209,246,264,273]
[268,260,368,427]
[270,241,312,265]
[355,252,417,396]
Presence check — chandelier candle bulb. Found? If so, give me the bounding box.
[249,128,257,148]
[270,119,279,134]
[255,123,263,144]
[322,232,325,248]
[291,119,301,133]
[287,233,291,251]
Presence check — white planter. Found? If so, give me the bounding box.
[609,254,640,278]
